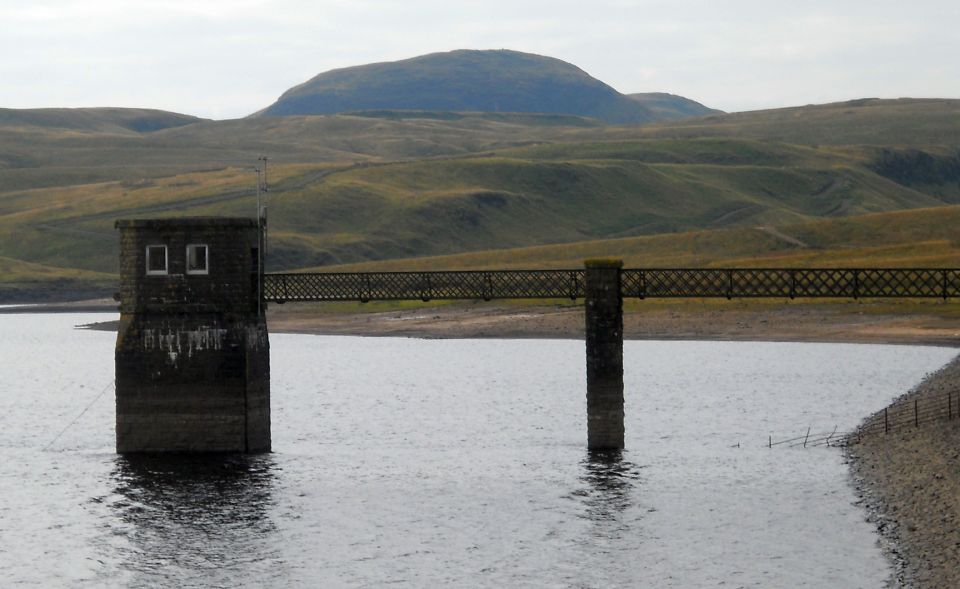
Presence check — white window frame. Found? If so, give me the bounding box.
[186,243,209,275]
[145,244,168,275]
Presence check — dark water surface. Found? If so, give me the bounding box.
[1,313,955,587]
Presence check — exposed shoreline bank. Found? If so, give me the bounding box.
[270,301,960,348]
[846,355,960,588]
[12,297,960,348]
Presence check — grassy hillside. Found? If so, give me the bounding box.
[1,173,955,302]
[589,98,960,148]
[0,107,203,134]
[2,98,960,301]
[254,141,943,269]
[0,138,952,281]
[3,98,958,196]
[319,204,960,271]
[0,255,115,301]
[0,165,320,275]
[0,112,599,193]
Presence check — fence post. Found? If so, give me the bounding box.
[421,273,432,302]
[584,259,624,450]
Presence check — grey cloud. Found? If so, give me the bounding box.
[1,0,957,118]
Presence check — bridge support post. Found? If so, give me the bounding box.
[584,259,624,450]
[114,218,270,453]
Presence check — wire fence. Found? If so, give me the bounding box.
[768,390,960,448]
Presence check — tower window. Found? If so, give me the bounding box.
[146,245,168,275]
[186,244,209,275]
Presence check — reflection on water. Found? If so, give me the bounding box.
[573,450,644,531]
[106,455,280,585]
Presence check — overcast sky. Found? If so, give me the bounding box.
[2,0,958,119]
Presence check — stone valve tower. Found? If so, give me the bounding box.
[114,218,270,453]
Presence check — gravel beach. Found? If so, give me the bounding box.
[265,300,960,347]
[847,354,960,588]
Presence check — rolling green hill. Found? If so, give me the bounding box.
[3,98,958,195]
[0,137,952,282]
[254,49,674,124]
[589,98,960,148]
[0,107,203,134]
[2,97,960,301]
[0,110,605,193]
[249,140,949,269]
[318,204,960,271]
[0,255,115,302]
[3,178,955,302]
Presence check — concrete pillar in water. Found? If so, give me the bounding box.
[114,218,270,453]
[584,259,624,450]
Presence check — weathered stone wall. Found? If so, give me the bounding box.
[243,322,272,452]
[114,218,270,453]
[584,259,624,450]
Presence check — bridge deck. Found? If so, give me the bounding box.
[263,268,960,302]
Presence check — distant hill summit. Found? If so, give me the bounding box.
[0,107,203,134]
[253,49,715,124]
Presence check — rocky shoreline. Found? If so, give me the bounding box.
[265,300,960,347]
[11,297,960,348]
[847,354,960,588]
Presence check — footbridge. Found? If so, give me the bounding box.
[113,218,958,454]
[262,267,958,450]
[263,267,960,303]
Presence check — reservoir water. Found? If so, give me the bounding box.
[0,313,955,587]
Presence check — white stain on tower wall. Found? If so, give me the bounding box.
[141,326,229,364]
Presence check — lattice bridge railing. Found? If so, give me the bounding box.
[263,270,586,302]
[262,268,958,302]
[621,268,960,299]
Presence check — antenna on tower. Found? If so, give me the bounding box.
[259,155,269,190]
[253,156,269,317]
[258,155,269,262]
